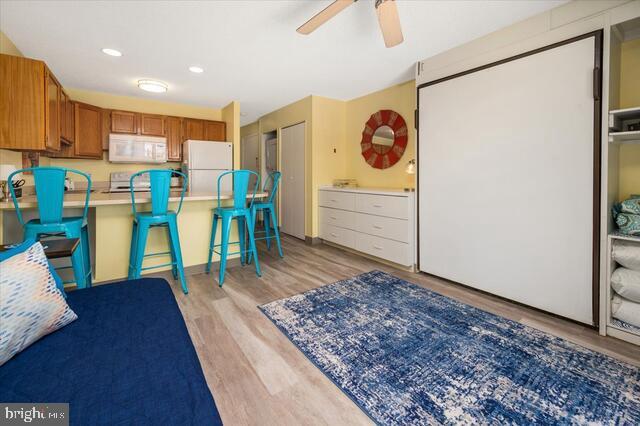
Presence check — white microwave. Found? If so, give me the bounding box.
[108,134,167,163]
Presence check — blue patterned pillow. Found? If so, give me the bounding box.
[0,241,77,366]
[0,239,65,296]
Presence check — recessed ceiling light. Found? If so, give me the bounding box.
[101,48,122,57]
[189,66,204,73]
[137,79,168,93]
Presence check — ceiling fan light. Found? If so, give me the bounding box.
[376,0,404,48]
[137,79,168,93]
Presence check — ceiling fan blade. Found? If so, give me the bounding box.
[376,0,403,48]
[297,0,356,35]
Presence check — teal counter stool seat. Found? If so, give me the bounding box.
[248,171,283,263]
[205,170,261,287]
[8,167,92,289]
[127,170,188,294]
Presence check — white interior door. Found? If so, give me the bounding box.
[418,35,598,325]
[281,122,305,240]
[241,133,260,187]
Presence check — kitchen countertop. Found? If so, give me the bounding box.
[0,191,269,210]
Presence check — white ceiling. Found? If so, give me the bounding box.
[0,0,565,124]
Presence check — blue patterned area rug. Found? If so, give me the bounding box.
[259,270,640,425]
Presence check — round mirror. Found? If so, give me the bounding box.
[371,125,395,154]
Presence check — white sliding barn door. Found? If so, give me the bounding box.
[418,35,599,324]
[281,122,306,240]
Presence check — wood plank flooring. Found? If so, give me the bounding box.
[146,235,640,426]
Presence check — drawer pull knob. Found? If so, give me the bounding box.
[330,199,337,202]
[373,225,383,229]
[330,233,337,237]
[373,204,383,208]
[373,245,383,250]
[330,216,337,220]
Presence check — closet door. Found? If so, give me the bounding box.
[280,122,306,240]
[417,33,601,325]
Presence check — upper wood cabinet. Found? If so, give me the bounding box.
[111,110,137,134]
[0,54,47,151]
[74,102,103,158]
[44,67,61,151]
[166,116,183,161]
[183,118,204,141]
[139,113,165,136]
[60,90,75,144]
[204,120,226,141]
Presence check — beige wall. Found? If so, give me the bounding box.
[0,30,22,56]
[618,38,640,200]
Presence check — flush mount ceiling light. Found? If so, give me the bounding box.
[137,79,168,93]
[101,48,122,57]
[188,66,204,73]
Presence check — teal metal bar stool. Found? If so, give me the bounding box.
[248,171,283,262]
[127,169,188,294]
[8,167,92,288]
[205,170,261,287]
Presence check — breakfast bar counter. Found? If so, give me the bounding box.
[1,191,268,284]
[0,191,268,209]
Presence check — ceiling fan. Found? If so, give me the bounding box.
[297,0,404,48]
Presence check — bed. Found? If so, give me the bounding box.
[0,278,223,425]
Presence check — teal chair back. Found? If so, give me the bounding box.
[216,170,260,210]
[130,169,187,217]
[264,171,281,204]
[8,167,92,225]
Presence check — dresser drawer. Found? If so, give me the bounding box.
[355,193,409,219]
[319,190,356,211]
[356,232,411,266]
[355,213,409,243]
[320,207,356,230]
[320,223,356,249]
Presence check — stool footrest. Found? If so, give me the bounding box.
[140,261,176,272]
[143,251,172,258]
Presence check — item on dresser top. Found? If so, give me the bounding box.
[611,295,640,329]
[611,267,640,302]
[613,197,640,236]
[333,179,358,188]
[612,240,640,271]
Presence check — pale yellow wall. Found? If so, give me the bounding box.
[0,30,22,56]
[618,38,640,201]
[344,80,416,190]
[222,101,241,169]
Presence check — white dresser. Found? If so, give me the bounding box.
[318,186,415,267]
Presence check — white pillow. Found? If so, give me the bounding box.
[0,242,77,366]
[612,240,640,271]
[611,267,640,303]
[611,295,640,329]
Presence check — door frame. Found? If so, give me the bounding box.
[415,30,603,327]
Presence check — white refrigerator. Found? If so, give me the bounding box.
[182,140,233,193]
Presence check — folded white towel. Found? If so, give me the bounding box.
[611,268,640,303]
[612,295,640,329]
[612,241,640,271]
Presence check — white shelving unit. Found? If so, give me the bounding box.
[606,234,640,346]
[608,106,640,143]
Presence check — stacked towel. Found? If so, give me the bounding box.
[613,197,640,236]
[611,240,640,329]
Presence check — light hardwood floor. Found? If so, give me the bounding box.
[147,235,640,426]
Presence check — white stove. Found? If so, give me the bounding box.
[108,171,181,193]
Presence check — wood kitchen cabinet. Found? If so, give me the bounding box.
[183,118,204,141]
[44,67,61,151]
[0,54,49,151]
[74,102,103,158]
[139,113,165,136]
[166,116,183,161]
[60,90,75,144]
[111,110,137,134]
[204,120,226,141]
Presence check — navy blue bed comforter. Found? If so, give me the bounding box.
[0,278,222,425]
